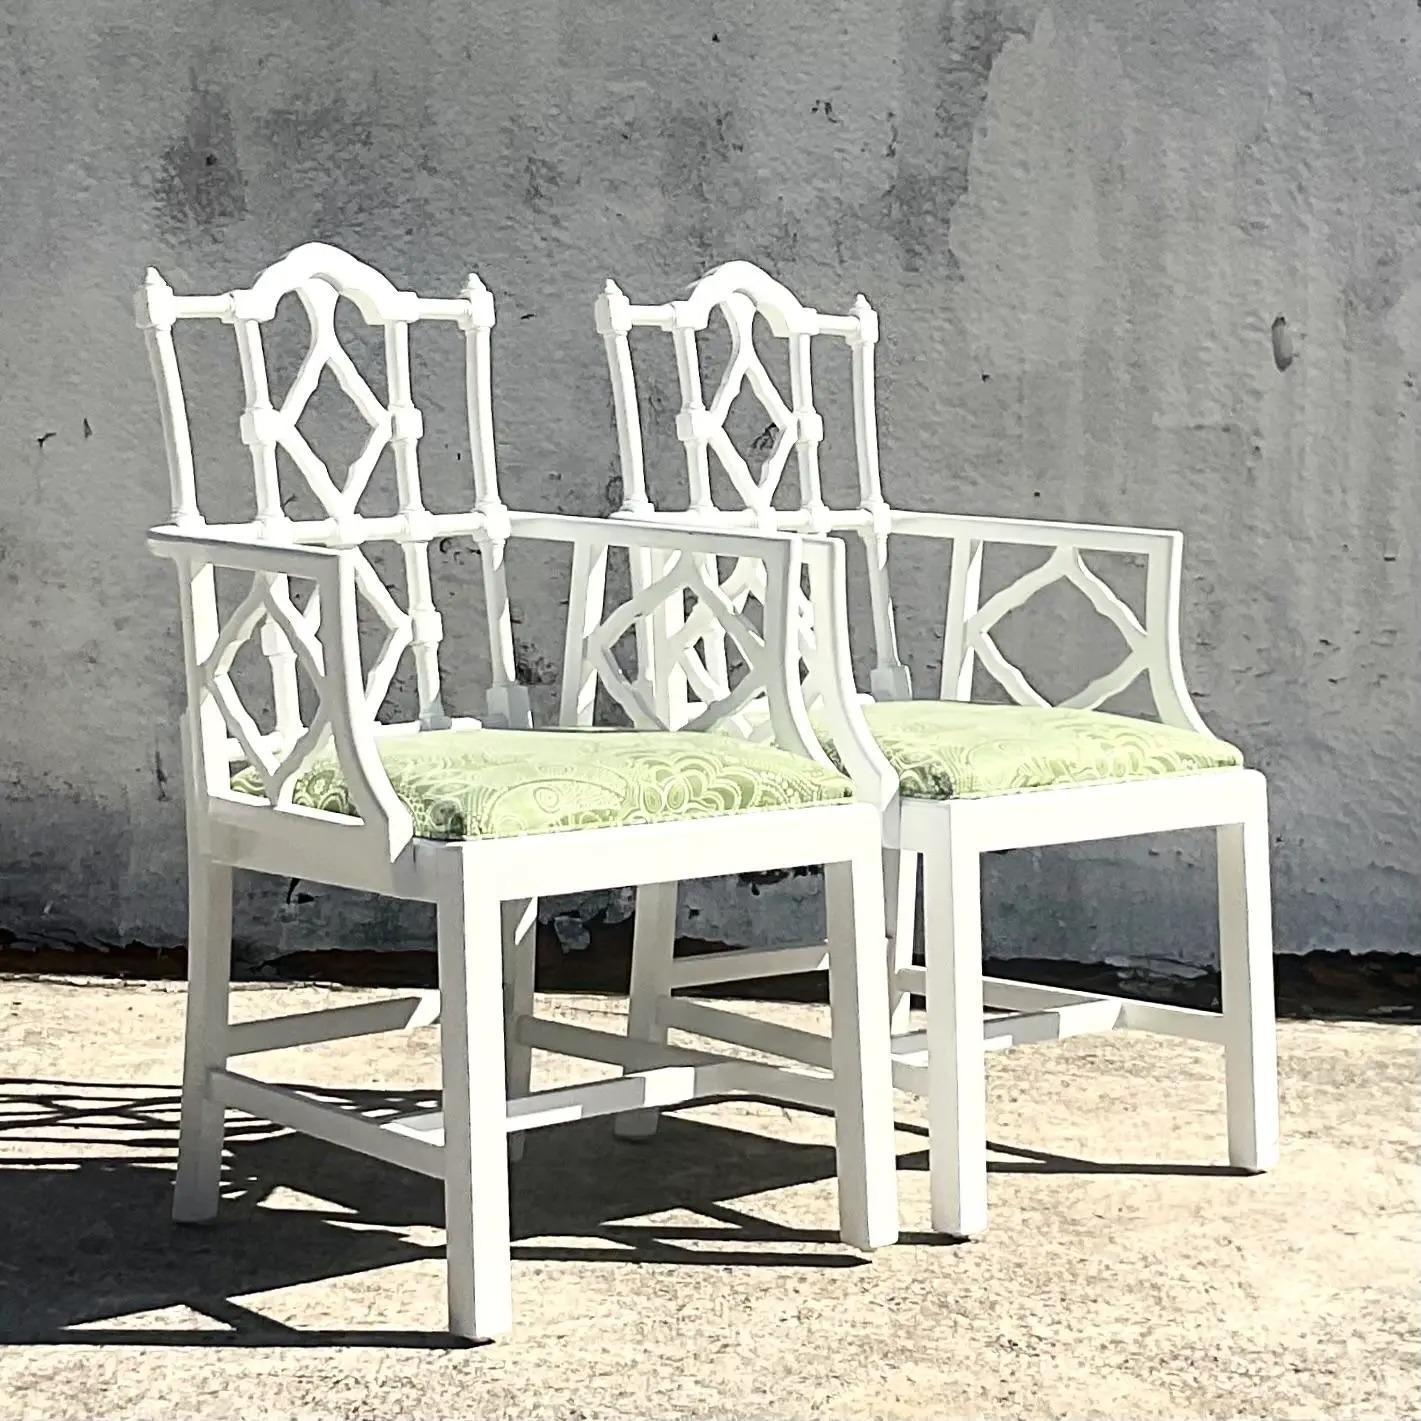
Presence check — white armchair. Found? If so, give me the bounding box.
[591,260,1278,1239]
[137,244,899,1340]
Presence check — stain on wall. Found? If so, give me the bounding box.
[155,78,247,232]
[0,0,1416,969]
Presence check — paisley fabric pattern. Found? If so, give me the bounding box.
[820,701,1242,800]
[231,727,854,841]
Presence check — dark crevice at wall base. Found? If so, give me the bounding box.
[1,926,1417,1023]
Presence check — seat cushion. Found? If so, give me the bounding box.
[231,727,854,841]
[822,701,1242,800]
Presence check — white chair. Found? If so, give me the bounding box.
[136,243,898,1341]
[590,260,1279,1238]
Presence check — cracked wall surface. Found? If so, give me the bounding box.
[0,0,1416,969]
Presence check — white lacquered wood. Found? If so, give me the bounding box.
[658,997,926,1089]
[172,851,233,1224]
[520,1021,835,1116]
[898,769,1263,855]
[1121,999,1229,1044]
[210,1069,444,1179]
[559,541,608,727]
[448,806,878,905]
[980,977,1228,1043]
[894,964,928,998]
[391,1024,839,1130]
[592,263,1218,735]
[922,832,988,1239]
[891,510,1211,732]
[536,513,843,767]
[825,853,899,1250]
[940,537,983,701]
[598,261,910,696]
[507,1062,742,1132]
[437,860,514,1342]
[669,942,830,988]
[226,992,440,1056]
[516,1015,726,1072]
[1218,790,1280,1172]
[660,998,836,1071]
[142,246,904,1339]
[981,998,1126,1046]
[501,897,537,1163]
[149,530,416,867]
[614,882,677,1140]
[588,260,1277,1247]
[885,847,919,1034]
[896,973,1232,1048]
[796,540,900,811]
[139,243,517,847]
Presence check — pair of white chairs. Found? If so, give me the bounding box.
[136,243,1277,1342]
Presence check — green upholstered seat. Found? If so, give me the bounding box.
[822,701,1242,800]
[232,726,854,842]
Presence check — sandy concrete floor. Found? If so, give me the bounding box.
[0,978,1416,1420]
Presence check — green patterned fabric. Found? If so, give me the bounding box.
[821,701,1242,800]
[232,727,854,841]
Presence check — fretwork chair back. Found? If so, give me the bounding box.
[137,244,898,1340]
[591,260,1279,1238]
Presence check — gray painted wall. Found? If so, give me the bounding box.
[1,0,1417,971]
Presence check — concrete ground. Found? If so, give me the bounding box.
[0,979,1416,1421]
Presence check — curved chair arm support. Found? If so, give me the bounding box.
[797,537,901,813]
[513,512,897,806]
[148,526,415,861]
[888,509,1211,735]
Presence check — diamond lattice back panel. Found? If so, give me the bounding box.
[597,260,886,529]
[596,260,912,700]
[137,243,524,764]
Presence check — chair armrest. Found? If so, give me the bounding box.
[881,508,1209,735]
[148,525,347,576]
[509,509,802,560]
[148,525,414,858]
[887,508,1181,557]
[508,512,899,807]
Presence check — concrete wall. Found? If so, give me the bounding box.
[1,0,1417,970]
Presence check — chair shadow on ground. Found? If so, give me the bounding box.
[0,1076,1244,1348]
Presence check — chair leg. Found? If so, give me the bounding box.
[825,852,900,1251]
[438,865,513,1342]
[1218,799,1280,1173]
[922,830,988,1239]
[885,847,919,1035]
[501,897,537,1164]
[173,854,233,1225]
[613,881,677,1141]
